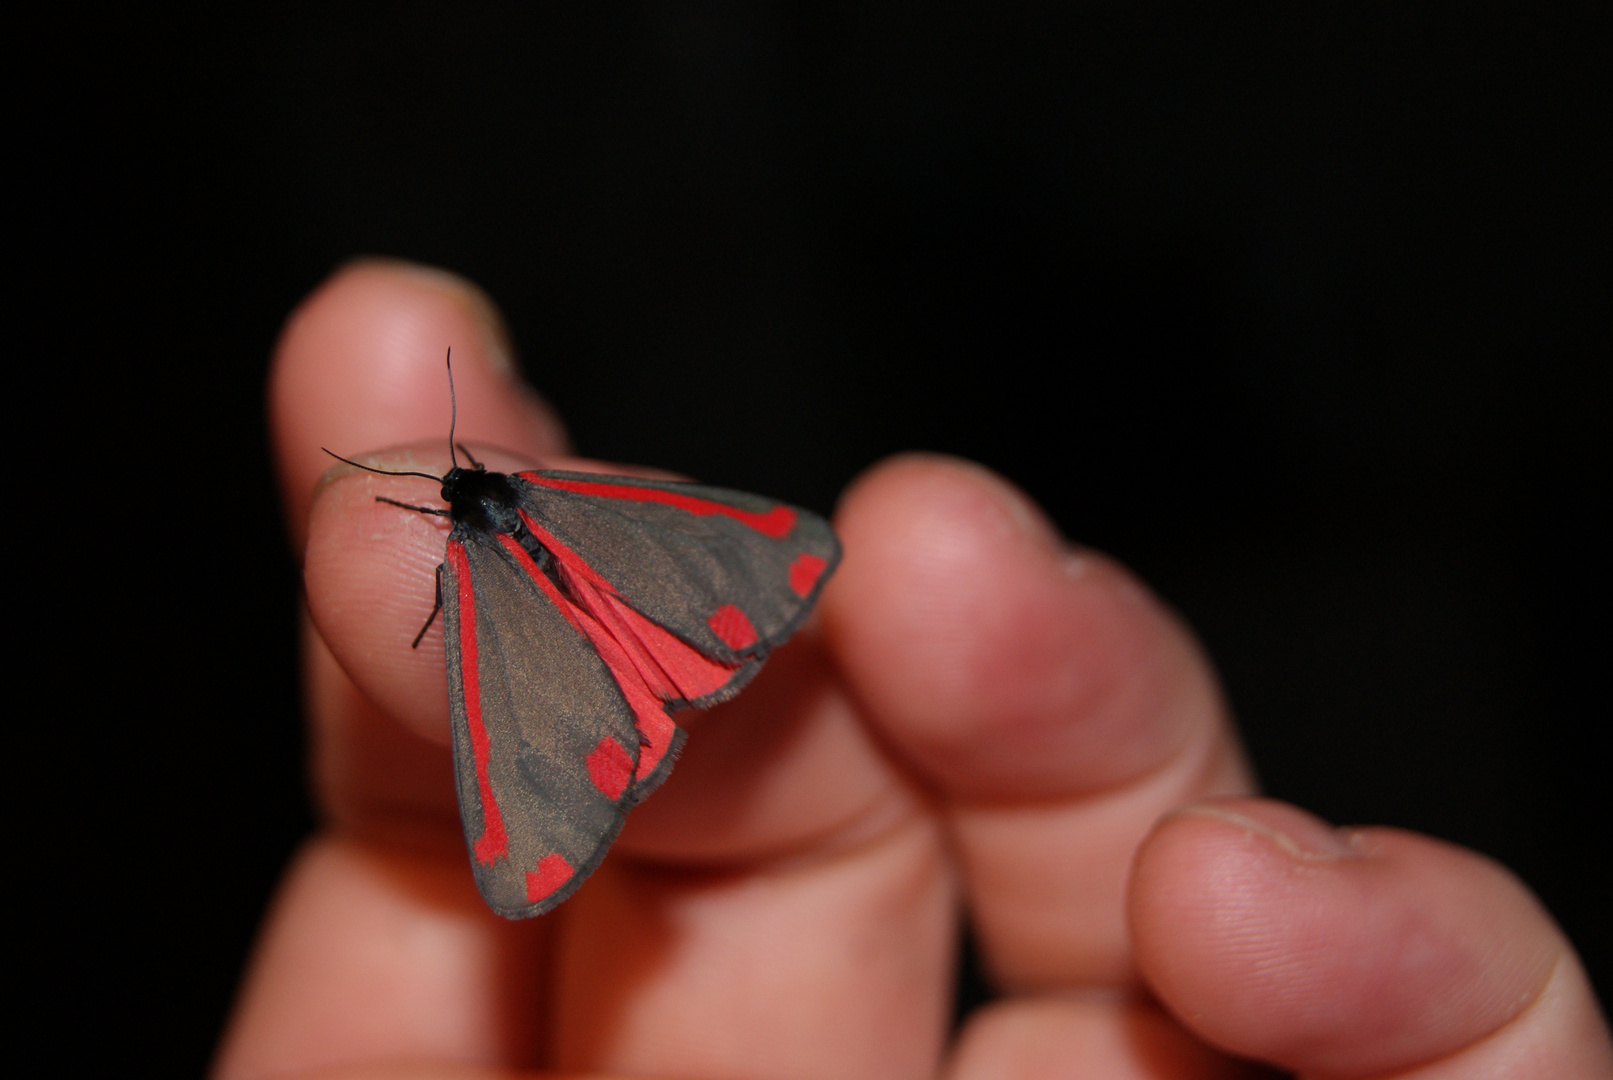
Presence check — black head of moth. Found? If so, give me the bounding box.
[324,352,841,917]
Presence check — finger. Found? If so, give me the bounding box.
[822,456,1255,989]
[550,808,956,1079]
[537,565,957,1073]
[945,997,1264,1080]
[270,258,567,549]
[222,263,570,1079]
[1130,798,1613,1077]
[212,837,546,1080]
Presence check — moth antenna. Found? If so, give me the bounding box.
[376,495,450,517]
[321,448,441,482]
[445,347,460,469]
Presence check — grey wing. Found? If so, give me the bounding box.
[442,535,643,918]
[513,470,841,665]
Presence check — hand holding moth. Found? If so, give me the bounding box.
[217,261,1613,1080]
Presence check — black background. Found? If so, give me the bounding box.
[31,6,1607,1071]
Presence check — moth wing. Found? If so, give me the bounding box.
[512,470,841,691]
[442,534,643,918]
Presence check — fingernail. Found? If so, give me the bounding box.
[1061,551,1093,579]
[342,257,521,378]
[963,459,1065,550]
[1176,800,1360,860]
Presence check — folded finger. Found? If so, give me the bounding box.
[945,997,1261,1080]
[823,456,1255,990]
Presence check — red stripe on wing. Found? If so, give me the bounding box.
[449,541,509,865]
[568,571,741,700]
[494,534,678,784]
[520,472,798,538]
[514,512,746,777]
[518,509,739,696]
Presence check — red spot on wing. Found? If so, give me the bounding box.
[789,552,829,597]
[448,542,508,865]
[520,473,797,538]
[526,853,574,903]
[586,737,634,800]
[708,603,758,650]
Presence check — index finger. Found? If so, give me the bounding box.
[220,262,574,1079]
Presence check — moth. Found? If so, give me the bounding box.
[330,356,839,917]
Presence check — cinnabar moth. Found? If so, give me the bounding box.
[328,354,840,917]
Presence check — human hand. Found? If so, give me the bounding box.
[215,261,1612,1079]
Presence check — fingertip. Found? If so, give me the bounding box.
[303,453,455,746]
[270,259,568,546]
[1129,797,1571,1075]
[823,454,1220,799]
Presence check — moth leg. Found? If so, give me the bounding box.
[456,443,484,470]
[377,495,451,517]
[411,563,445,648]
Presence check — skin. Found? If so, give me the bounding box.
[215,260,1613,1079]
